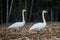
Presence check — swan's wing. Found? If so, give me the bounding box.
[8,22,24,28]
[29,23,45,31]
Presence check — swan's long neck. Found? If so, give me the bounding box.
[42,12,46,23]
[22,11,25,23]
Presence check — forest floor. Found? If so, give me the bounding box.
[0,22,60,40]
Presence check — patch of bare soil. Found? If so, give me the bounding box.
[0,22,60,40]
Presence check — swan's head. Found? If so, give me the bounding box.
[43,10,47,13]
[22,9,27,12]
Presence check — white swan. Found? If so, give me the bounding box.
[8,9,26,30]
[29,10,47,31]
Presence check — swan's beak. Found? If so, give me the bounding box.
[23,9,27,12]
[46,11,48,13]
[45,11,48,14]
[43,10,48,14]
[24,9,27,11]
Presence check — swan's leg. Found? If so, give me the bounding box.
[37,33,40,40]
[37,31,40,40]
[15,29,17,32]
[17,28,20,31]
[15,28,19,32]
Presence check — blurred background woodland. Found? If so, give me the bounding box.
[0,0,60,24]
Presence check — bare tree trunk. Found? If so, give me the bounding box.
[18,0,21,21]
[6,0,9,23]
[9,0,14,21]
[56,10,58,21]
[25,0,27,22]
[19,0,21,10]
[29,0,34,22]
[51,8,53,24]
[25,0,27,9]
[19,0,21,5]
[1,0,3,24]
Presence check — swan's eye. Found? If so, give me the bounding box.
[23,10,26,12]
[43,11,47,13]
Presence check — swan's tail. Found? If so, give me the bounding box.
[29,26,35,31]
[7,26,12,29]
[29,27,33,31]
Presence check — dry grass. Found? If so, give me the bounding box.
[0,22,60,40]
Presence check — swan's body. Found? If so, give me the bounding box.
[8,22,25,29]
[29,10,47,31]
[8,9,26,30]
[29,23,46,31]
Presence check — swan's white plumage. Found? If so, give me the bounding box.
[8,9,26,29]
[29,10,47,31]
[8,22,25,28]
[29,23,46,31]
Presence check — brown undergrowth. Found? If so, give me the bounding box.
[0,22,60,40]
